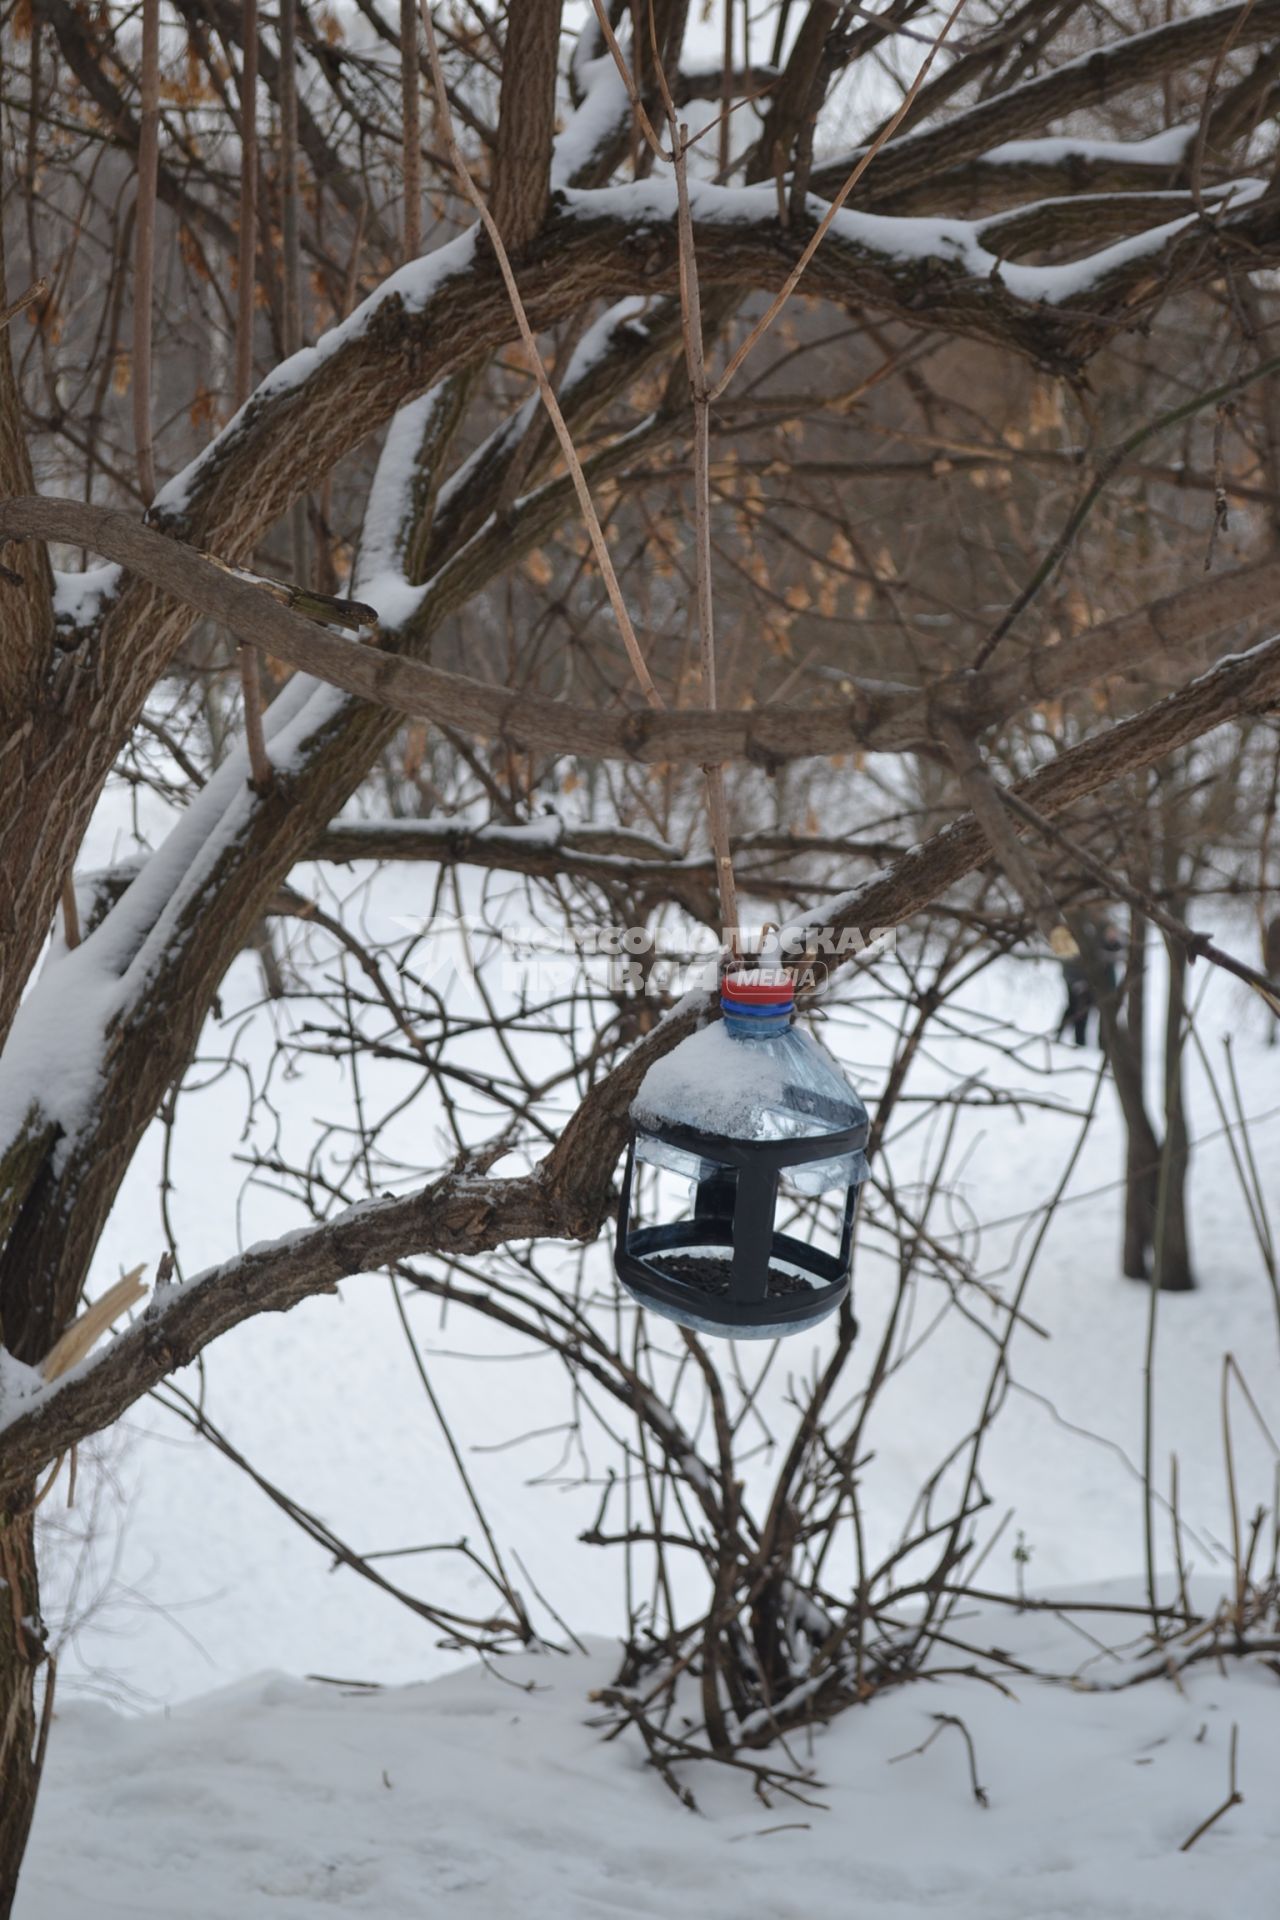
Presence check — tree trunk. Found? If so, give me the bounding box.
[1073,909,1162,1281]
[0,1505,46,1919]
[1152,922,1195,1291]
[1123,1143,1158,1279]
[0,193,55,1915]
[1119,908,1155,1279]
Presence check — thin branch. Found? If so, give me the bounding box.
[132,0,159,504]
[709,0,969,400]
[938,719,1067,949]
[0,277,48,332]
[386,1277,529,1633]
[1179,1723,1243,1851]
[234,0,272,797]
[234,4,258,411]
[973,350,1280,667]
[890,1712,989,1808]
[400,0,423,259]
[1003,791,1280,1016]
[587,0,666,160]
[279,0,308,588]
[278,0,302,365]
[418,1,663,711]
[662,76,741,944]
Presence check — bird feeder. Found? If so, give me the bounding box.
[614,971,870,1339]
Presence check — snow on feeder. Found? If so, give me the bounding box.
[615,970,870,1339]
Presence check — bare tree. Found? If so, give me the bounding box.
[4,1,1280,1905]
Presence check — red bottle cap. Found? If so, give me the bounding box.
[721,970,794,1007]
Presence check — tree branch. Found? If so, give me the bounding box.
[136,179,1280,578]
[812,0,1280,209]
[0,230,52,714]
[0,1166,556,1503]
[937,718,1067,946]
[5,498,1279,773]
[490,1,562,253]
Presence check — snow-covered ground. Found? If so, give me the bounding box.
[20,1594,1279,1918]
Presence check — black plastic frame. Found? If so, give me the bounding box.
[615,1108,869,1335]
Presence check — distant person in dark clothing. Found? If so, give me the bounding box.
[1057,958,1093,1047]
[1056,915,1124,1048]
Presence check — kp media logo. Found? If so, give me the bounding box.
[375,912,895,1004]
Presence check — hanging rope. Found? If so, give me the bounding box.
[663,101,742,955]
[235,0,272,796]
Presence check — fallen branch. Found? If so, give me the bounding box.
[890,1712,990,1808]
[1179,1722,1242,1851]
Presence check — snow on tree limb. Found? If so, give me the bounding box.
[18,166,1276,670]
[0,1168,557,1501]
[106,173,1275,582]
[811,0,1280,207]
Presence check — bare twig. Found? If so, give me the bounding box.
[234,3,258,411]
[974,350,1280,667]
[233,1,272,796]
[1179,1723,1242,1851]
[401,0,423,259]
[0,277,48,332]
[587,0,666,160]
[278,0,302,369]
[1222,1355,1245,1634]
[661,76,741,945]
[386,1275,530,1636]
[709,0,969,400]
[890,1712,990,1808]
[31,1653,56,1789]
[1003,791,1280,1015]
[938,719,1068,949]
[132,0,159,503]
[419,2,663,711]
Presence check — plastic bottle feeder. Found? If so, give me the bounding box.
[614,970,870,1338]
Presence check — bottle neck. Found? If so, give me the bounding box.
[721,1004,794,1040]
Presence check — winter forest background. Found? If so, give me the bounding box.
[2,0,1280,1914]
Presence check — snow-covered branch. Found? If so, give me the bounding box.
[811,0,1277,207]
[0,1166,557,1501]
[109,172,1278,596]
